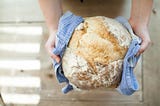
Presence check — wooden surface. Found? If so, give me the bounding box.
[0,0,159,106]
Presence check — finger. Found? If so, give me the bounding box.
[136,40,150,56]
[45,45,61,63]
[49,50,61,63]
[136,42,147,56]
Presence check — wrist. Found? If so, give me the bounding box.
[129,18,148,32]
[49,28,58,35]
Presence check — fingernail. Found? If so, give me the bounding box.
[56,58,60,63]
[136,52,140,57]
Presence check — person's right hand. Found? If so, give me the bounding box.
[45,30,60,63]
[129,19,151,56]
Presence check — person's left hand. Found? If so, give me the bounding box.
[129,19,151,56]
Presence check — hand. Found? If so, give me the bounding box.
[45,30,60,63]
[129,20,151,56]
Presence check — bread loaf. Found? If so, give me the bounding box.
[62,16,132,90]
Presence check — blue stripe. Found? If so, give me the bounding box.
[52,11,84,93]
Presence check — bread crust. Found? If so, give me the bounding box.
[62,16,132,89]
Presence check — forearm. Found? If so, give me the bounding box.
[129,0,153,55]
[39,0,62,34]
[129,0,153,28]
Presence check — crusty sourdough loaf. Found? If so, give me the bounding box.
[62,16,132,90]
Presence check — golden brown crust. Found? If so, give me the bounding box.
[62,16,132,89]
[69,17,128,70]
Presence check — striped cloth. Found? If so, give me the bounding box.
[115,16,141,95]
[52,11,84,93]
[52,12,141,95]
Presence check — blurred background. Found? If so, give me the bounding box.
[0,0,159,106]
